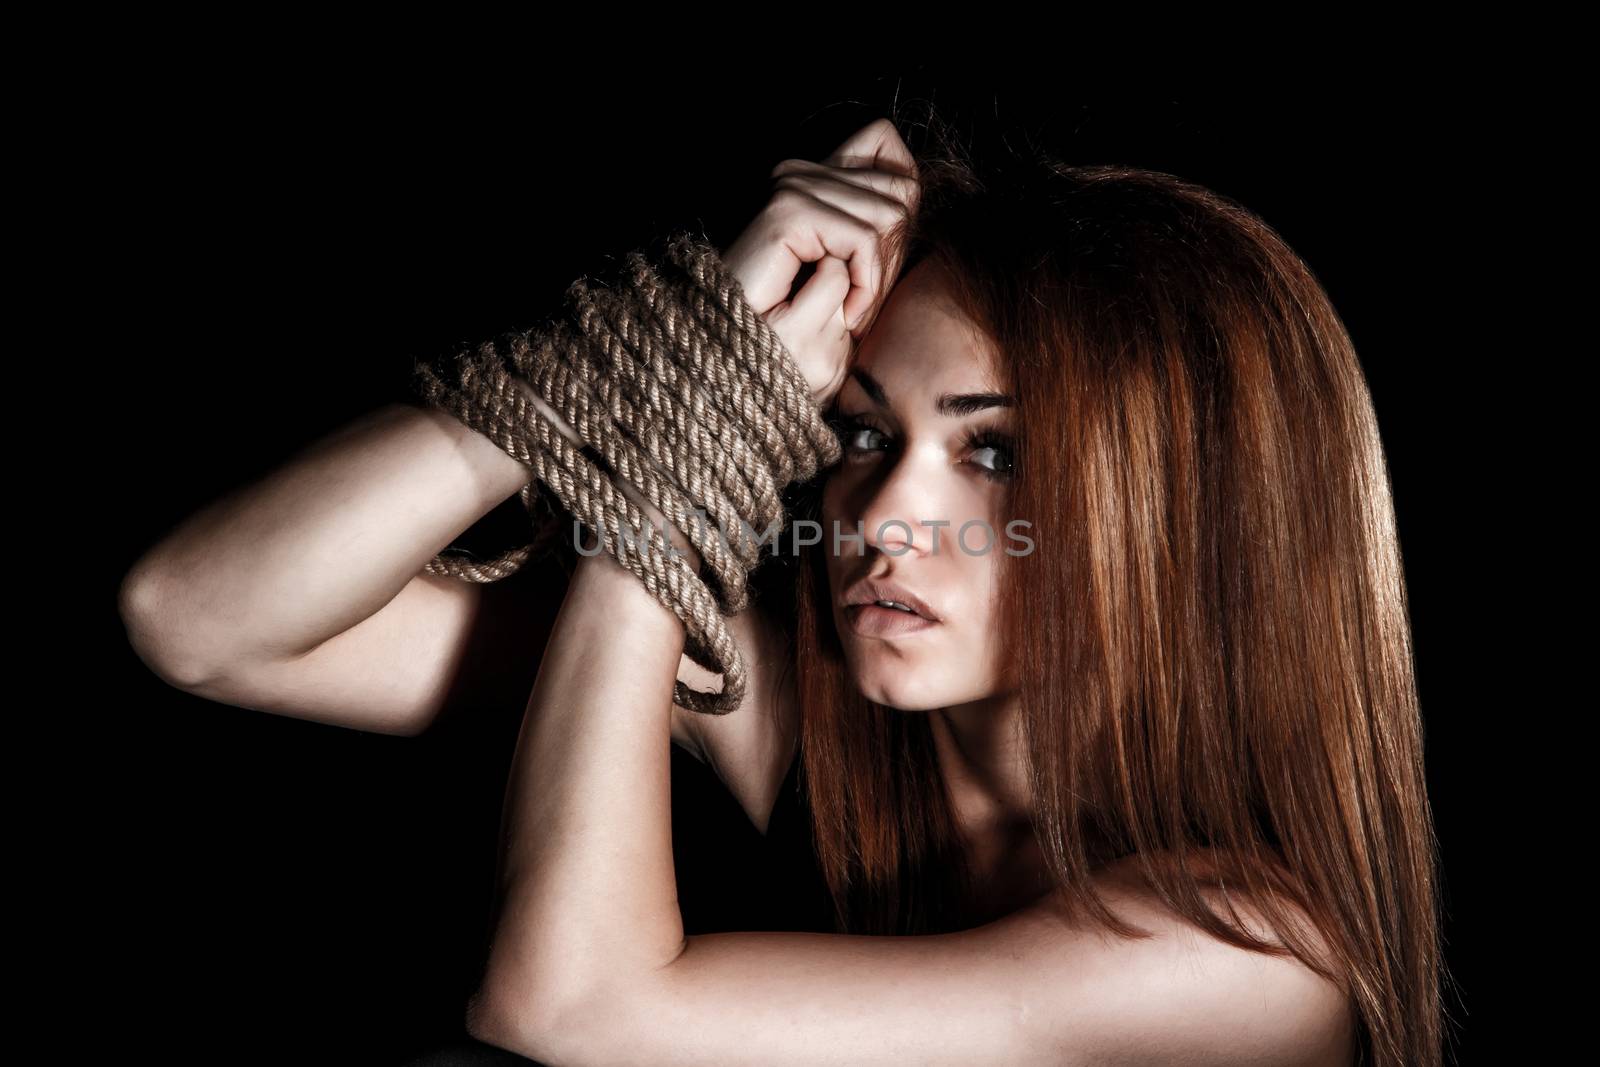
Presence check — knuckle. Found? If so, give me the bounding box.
[759,190,808,234]
[767,185,808,212]
[867,117,902,146]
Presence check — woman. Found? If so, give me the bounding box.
[119,108,1441,1065]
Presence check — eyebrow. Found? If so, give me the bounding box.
[849,368,1015,417]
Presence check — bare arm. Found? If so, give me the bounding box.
[121,401,531,682]
[466,552,1355,1067]
[116,401,535,729]
[117,387,745,756]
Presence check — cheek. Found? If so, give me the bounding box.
[822,467,1002,538]
[820,469,852,520]
[937,555,1010,684]
[819,481,854,574]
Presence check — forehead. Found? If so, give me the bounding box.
[851,259,1002,402]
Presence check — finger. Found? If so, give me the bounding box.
[769,189,883,329]
[771,169,909,236]
[822,117,919,183]
[770,157,920,215]
[785,253,853,338]
[814,210,882,332]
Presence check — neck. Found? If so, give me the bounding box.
[928,693,1033,840]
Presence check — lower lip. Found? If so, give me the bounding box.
[845,604,940,638]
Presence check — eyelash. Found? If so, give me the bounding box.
[827,414,1016,483]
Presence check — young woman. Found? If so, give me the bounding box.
[119,110,1442,1065]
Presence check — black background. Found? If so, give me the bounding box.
[81,62,1515,1065]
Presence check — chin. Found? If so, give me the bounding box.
[846,665,945,713]
[856,689,938,714]
[832,612,968,711]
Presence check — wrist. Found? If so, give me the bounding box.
[803,361,848,413]
[611,471,704,578]
[572,547,690,638]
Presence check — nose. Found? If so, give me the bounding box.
[844,450,944,560]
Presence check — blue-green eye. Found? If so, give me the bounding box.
[829,415,890,455]
[961,428,1016,482]
[828,414,1016,483]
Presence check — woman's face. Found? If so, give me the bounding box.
[821,259,1020,712]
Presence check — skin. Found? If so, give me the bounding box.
[119,113,1354,1063]
[820,256,1049,918]
[459,261,1356,1065]
[120,312,1358,1065]
[631,251,1051,915]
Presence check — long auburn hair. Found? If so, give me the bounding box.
[776,104,1446,1067]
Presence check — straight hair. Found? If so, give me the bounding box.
[783,102,1445,1067]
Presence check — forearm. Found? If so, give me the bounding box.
[120,400,533,681]
[475,549,689,1038]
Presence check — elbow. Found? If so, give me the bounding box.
[463,985,535,1060]
[462,986,519,1056]
[467,970,602,1066]
[118,563,218,692]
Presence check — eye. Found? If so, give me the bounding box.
[961,428,1016,483]
[828,414,892,456]
[829,415,1016,483]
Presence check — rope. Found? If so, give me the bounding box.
[410,232,841,716]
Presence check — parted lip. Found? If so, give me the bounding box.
[842,575,942,622]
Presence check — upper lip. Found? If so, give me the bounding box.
[842,575,942,622]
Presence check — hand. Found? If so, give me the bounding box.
[719,118,920,410]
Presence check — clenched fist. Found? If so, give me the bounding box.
[720,118,921,410]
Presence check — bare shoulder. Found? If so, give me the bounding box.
[673,598,797,835]
[1028,849,1358,1065]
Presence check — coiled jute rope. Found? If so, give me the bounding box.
[411,232,841,716]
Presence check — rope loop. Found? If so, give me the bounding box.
[411,233,839,715]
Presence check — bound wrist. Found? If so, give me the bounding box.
[613,479,704,578]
